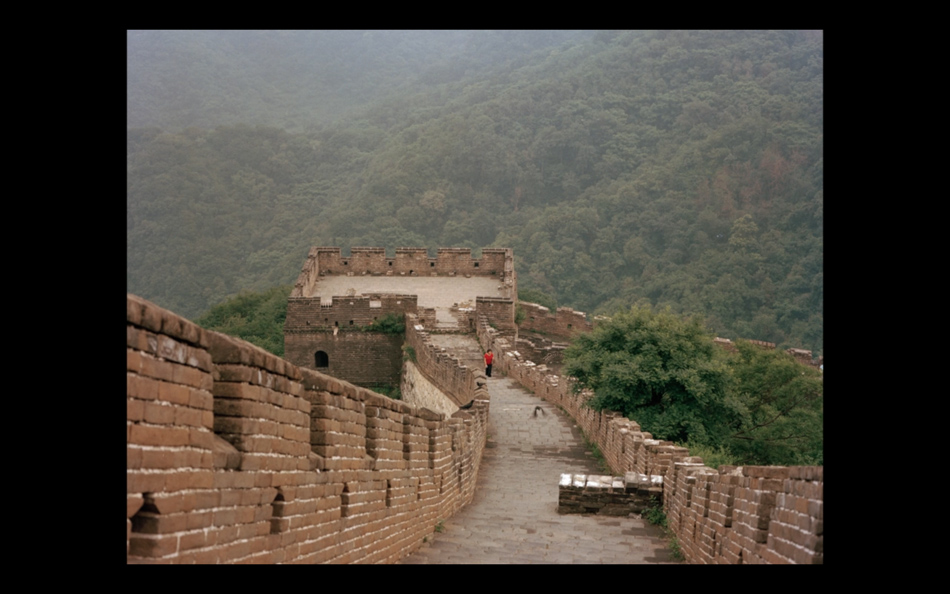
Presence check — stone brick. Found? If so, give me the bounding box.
[130,424,190,448]
[127,470,165,493]
[143,401,177,425]
[128,531,180,558]
[127,372,159,401]
[139,355,177,383]
[175,406,205,428]
[127,398,145,422]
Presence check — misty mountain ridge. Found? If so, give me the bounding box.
[127,30,823,355]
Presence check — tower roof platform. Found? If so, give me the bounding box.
[307,275,506,309]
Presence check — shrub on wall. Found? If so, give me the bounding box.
[195,284,291,356]
[562,306,823,467]
[514,304,526,326]
[563,305,738,447]
[364,313,406,335]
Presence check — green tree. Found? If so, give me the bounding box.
[725,340,823,465]
[518,288,557,311]
[195,285,291,356]
[563,306,740,445]
[364,313,406,335]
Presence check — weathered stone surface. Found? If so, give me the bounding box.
[128,291,490,565]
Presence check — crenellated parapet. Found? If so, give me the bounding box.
[285,294,418,332]
[290,246,324,298]
[475,313,823,564]
[127,293,488,564]
[300,246,513,283]
[714,337,822,368]
[403,314,488,410]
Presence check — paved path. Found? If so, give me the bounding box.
[400,376,679,564]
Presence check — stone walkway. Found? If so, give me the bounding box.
[400,375,679,564]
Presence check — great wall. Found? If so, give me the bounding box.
[126,246,822,564]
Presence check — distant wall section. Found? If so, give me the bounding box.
[293,247,515,299]
[286,294,418,332]
[518,302,592,338]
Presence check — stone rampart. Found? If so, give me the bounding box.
[286,294,418,331]
[403,314,486,408]
[475,296,516,332]
[127,293,488,564]
[518,302,592,338]
[476,315,822,564]
[400,362,459,418]
[512,333,568,371]
[284,331,404,388]
[284,294,418,387]
[292,247,514,293]
[713,337,821,368]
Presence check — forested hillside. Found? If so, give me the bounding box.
[127,30,823,355]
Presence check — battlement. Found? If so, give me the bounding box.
[286,247,516,386]
[285,294,418,332]
[127,293,489,564]
[714,337,821,368]
[292,247,513,296]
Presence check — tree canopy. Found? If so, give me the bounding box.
[563,306,740,446]
[195,285,292,356]
[563,306,822,466]
[724,340,823,465]
[129,30,822,355]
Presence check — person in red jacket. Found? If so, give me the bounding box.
[484,349,494,378]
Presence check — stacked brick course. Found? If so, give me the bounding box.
[128,293,488,564]
[284,331,404,388]
[476,314,823,564]
[558,473,662,516]
[512,333,568,370]
[286,294,419,332]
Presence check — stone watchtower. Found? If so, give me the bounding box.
[283,247,516,388]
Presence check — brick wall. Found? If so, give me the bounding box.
[713,337,821,369]
[284,293,417,387]
[476,315,823,564]
[476,296,516,332]
[284,331,403,388]
[518,302,592,338]
[512,334,568,370]
[290,246,322,298]
[128,293,488,564]
[286,294,418,331]
[294,247,514,287]
[403,314,485,408]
